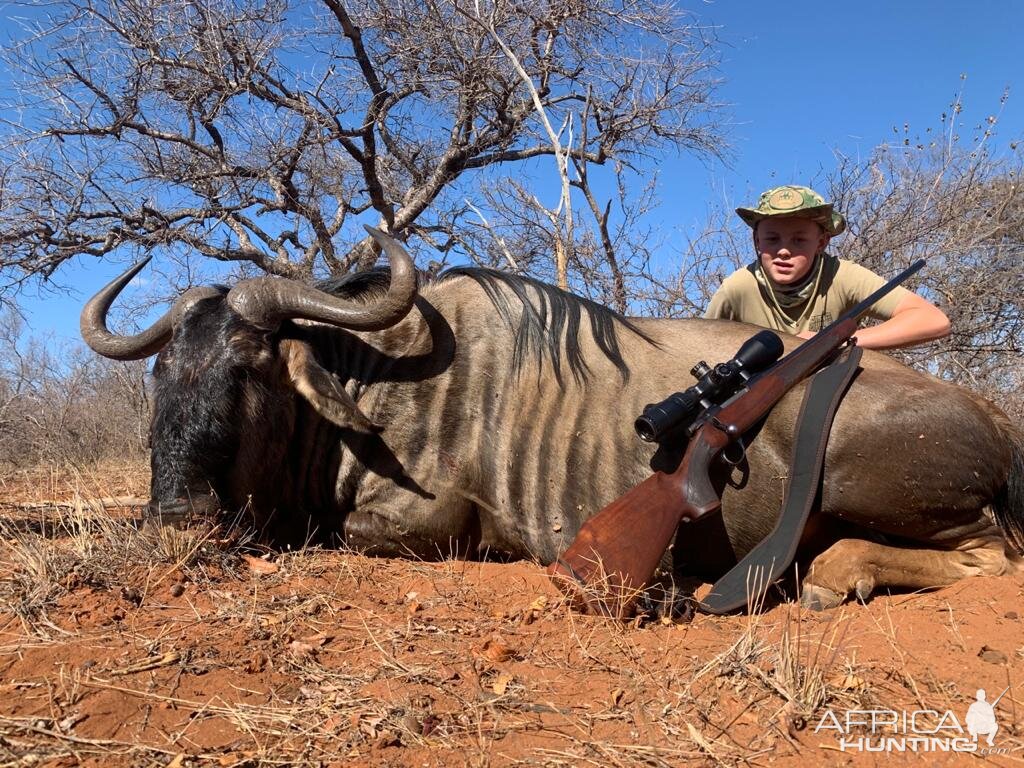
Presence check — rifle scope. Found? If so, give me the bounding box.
[634,330,784,444]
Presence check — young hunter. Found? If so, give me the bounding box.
[704,185,950,349]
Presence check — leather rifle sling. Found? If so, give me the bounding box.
[698,343,864,615]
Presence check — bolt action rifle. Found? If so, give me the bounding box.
[548,260,926,618]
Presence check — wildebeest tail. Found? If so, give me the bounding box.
[993,419,1024,553]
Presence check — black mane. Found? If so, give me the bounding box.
[442,267,654,384]
[316,266,654,384]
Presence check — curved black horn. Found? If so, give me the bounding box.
[81,259,221,360]
[80,258,174,360]
[225,226,418,331]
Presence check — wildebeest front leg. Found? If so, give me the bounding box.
[800,534,1013,609]
[343,509,429,557]
[343,501,478,560]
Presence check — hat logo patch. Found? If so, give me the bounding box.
[767,188,803,210]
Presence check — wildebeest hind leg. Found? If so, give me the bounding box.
[800,534,1012,610]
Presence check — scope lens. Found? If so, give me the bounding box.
[633,391,698,443]
[634,415,658,443]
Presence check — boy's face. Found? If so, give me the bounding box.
[754,216,830,286]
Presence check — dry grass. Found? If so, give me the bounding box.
[1,461,1022,766]
[0,478,243,638]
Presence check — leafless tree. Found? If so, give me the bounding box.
[0,305,149,467]
[829,137,1023,417]
[0,0,723,293]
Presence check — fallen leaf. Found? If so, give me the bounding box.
[323,714,347,732]
[610,688,625,708]
[492,671,514,695]
[478,638,516,663]
[400,714,421,734]
[288,633,332,656]
[242,554,279,575]
[358,714,386,738]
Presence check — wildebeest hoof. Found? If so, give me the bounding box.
[854,577,875,603]
[800,584,845,611]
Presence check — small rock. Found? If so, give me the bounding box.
[170,584,185,597]
[1004,611,1018,620]
[978,645,1008,664]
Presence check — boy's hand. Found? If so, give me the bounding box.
[796,330,817,340]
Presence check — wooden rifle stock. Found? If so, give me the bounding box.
[548,259,925,618]
[547,426,728,617]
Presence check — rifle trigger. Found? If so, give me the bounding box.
[720,437,746,467]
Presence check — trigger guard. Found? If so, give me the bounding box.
[720,438,746,467]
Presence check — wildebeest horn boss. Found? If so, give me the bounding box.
[82,228,1024,611]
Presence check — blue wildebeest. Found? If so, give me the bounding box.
[81,230,1024,609]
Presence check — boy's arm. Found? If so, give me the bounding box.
[797,291,950,348]
[797,261,950,349]
[844,292,950,349]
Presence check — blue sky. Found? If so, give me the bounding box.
[9,0,1023,343]
[666,0,1022,226]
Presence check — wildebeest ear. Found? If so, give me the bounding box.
[280,339,382,433]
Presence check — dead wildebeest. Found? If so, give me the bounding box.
[81,229,1024,610]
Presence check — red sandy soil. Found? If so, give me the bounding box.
[1,464,1022,767]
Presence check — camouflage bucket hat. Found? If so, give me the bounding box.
[736,185,846,237]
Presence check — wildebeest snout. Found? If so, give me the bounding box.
[146,492,220,527]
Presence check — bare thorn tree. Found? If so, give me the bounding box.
[0,0,723,292]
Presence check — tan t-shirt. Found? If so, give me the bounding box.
[704,256,910,334]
